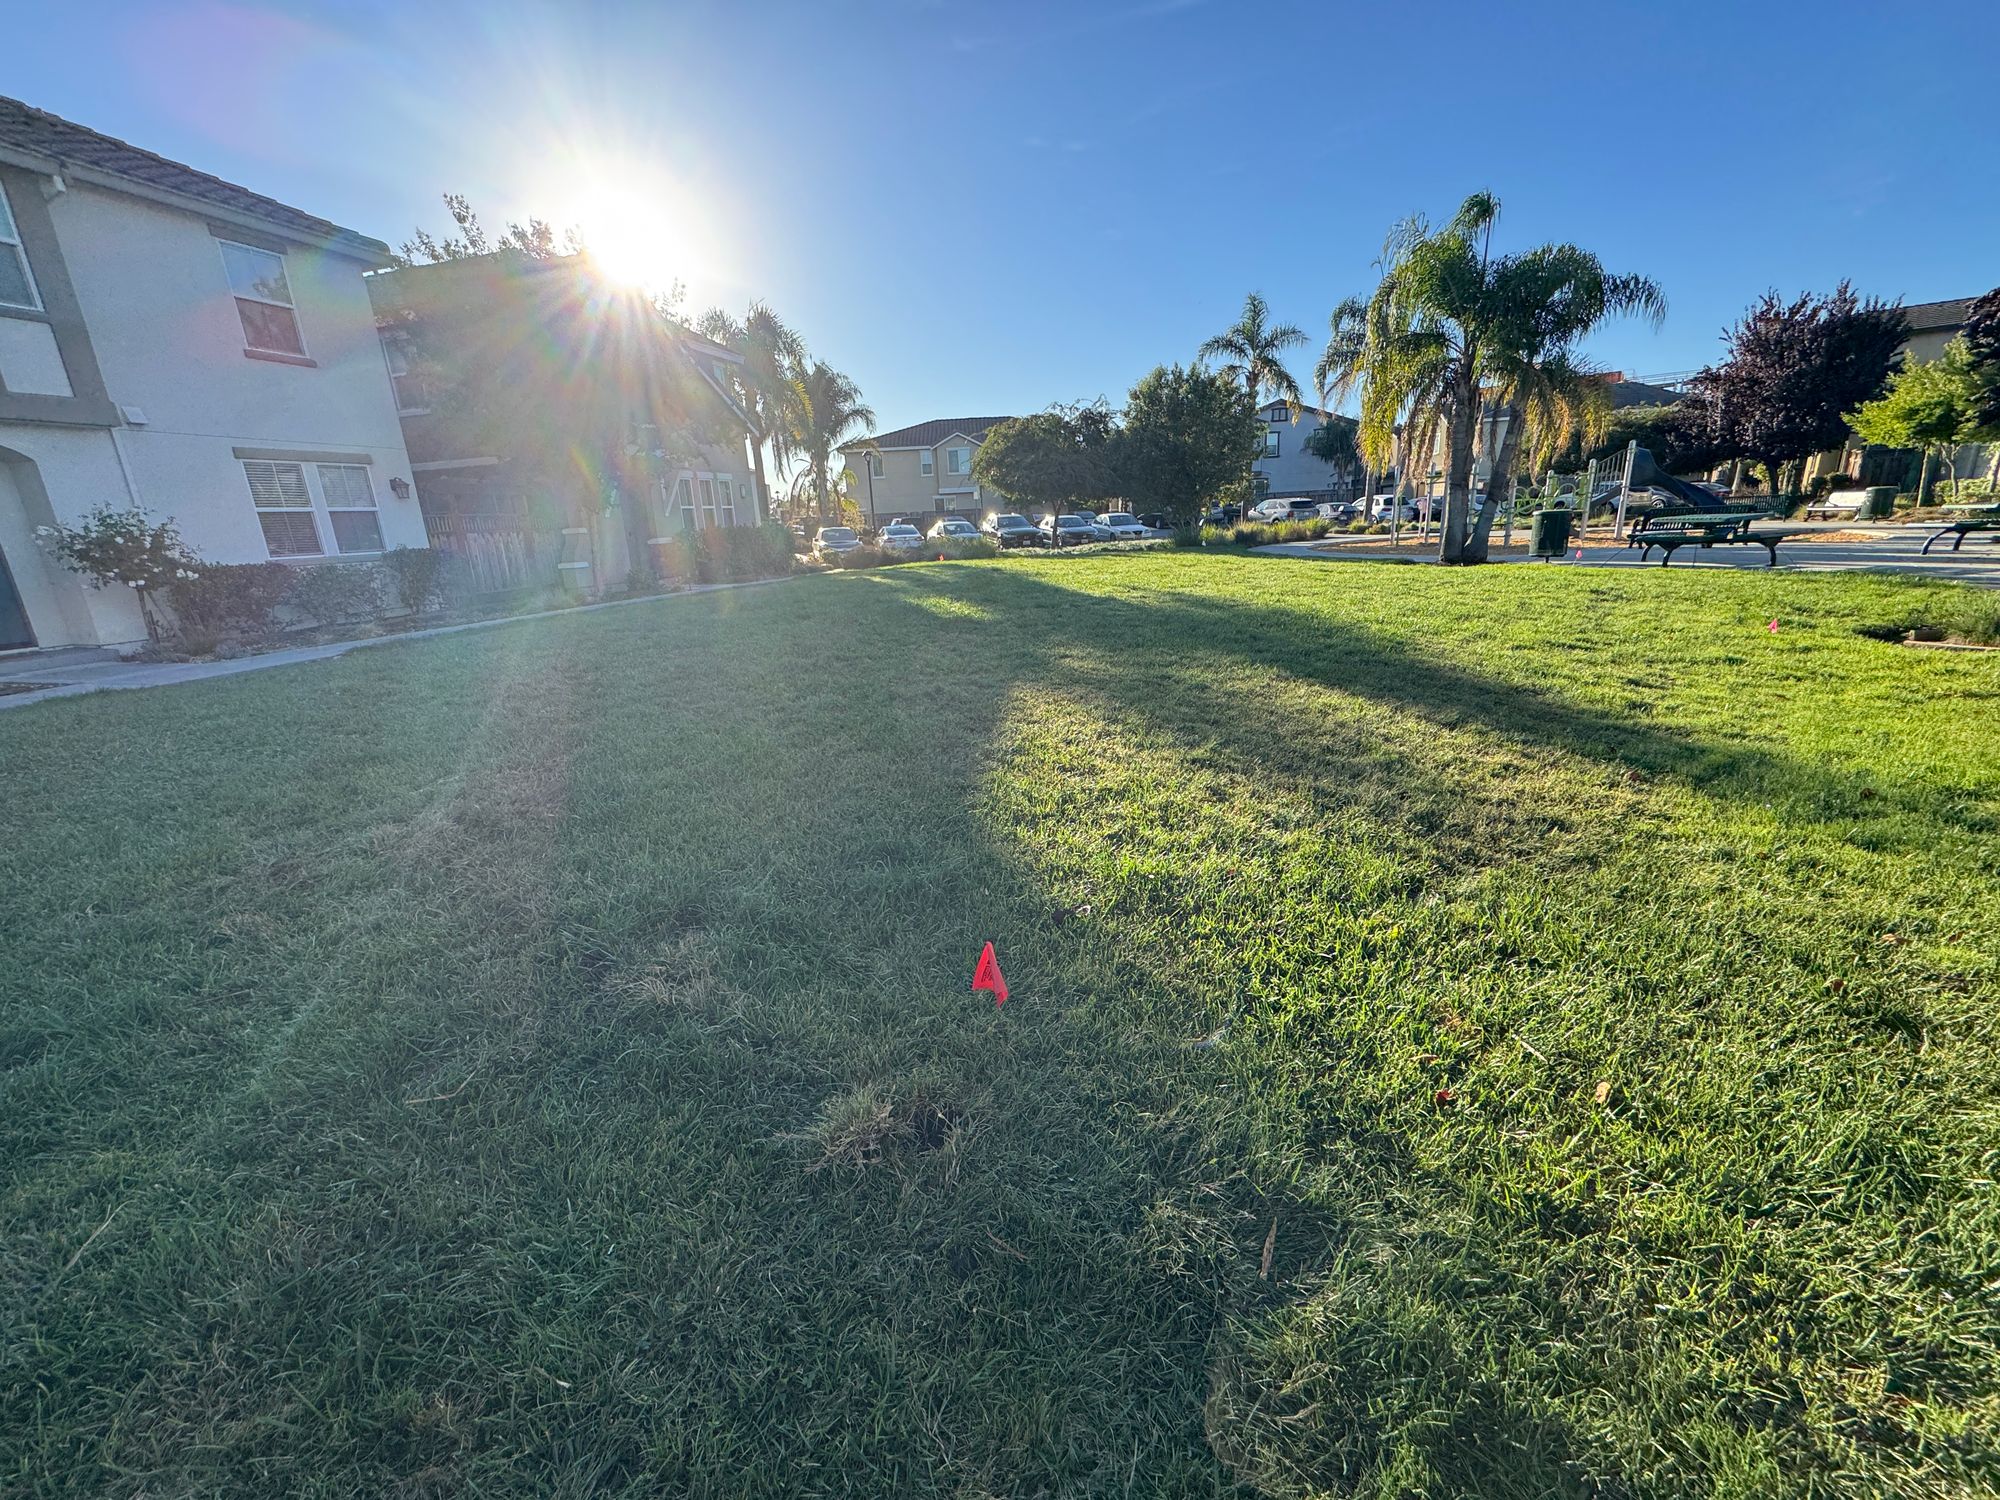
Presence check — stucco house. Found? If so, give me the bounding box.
[0,96,420,650]
[840,416,1013,528]
[367,252,762,590]
[1253,401,1360,503]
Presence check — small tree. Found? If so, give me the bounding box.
[1680,283,1907,501]
[1849,337,1981,502]
[1117,364,1263,526]
[36,505,200,641]
[972,403,1120,523]
[1963,286,2000,447]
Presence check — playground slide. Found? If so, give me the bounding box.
[1626,449,1728,511]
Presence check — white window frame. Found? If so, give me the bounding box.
[946,446,970,476]
[217,238,308,358]
[379,334,428,414]
[673,476,695,533]
[716,473,735,527]
[867,452,885,479]
[920,450,934,477]
[0,181,43,312]
[241,458,384,559]
[317,463,384,555]
[1264,430,1281,457]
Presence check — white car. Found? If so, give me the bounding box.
[876,522,925,553]
[1251,497,1321,524]
[813,525,862,558]
[1097,511,1159,541]
[928,517,981,542]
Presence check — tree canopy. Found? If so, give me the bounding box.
[971,404,1120,514]
[1964,286,2000,437]
[1117,364,1263,525]
[1199,293,1306,417]
[1678,283,1906,497]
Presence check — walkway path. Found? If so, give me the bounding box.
[0,577,795,712]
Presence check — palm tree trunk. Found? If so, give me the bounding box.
[750,438,771,522]
[1464,403,1522,563]
[1438,382,1478,563]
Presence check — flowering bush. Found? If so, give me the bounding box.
[37,506,200,639]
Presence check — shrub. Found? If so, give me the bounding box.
[1168,523,1204,548]
[285,562,385,626]
[35,504,199,640]
[165,561,292,640]
[380,546,448,614]
[932,537,1000,561]
[658,523,798,584]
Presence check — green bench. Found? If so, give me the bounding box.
[1920,506,2000,555]
[1631,510,1784,567]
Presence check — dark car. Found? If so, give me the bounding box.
[982,511,1041,547]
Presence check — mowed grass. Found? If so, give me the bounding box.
[2,553,1997,1498]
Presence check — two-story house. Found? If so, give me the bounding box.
[840,416,1013,528]
[367,252,761,589]
[0,96,420,650]
[1253,401,1361,505]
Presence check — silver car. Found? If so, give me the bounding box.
[813,525,862,558]
[877,523,925,553]
[928,517,981,542]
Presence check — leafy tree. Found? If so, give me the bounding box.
[1678,283,1906,501]
[1315,194,1661,562]
[972,403,1120,520]
[1849,337,1982,502]
[784,362,874,520]
[1964,285,2000,438]
[397,193,584,266]
[1117,364,1262,526]
[1200,293,1307,416]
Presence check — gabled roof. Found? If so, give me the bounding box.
[844,416,1012,451]
[0,94,388,260]
[1259,399,1344,422]
[1903,297,1975,333]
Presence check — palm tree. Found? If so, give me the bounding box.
[786,361,875,521]
[1314,193,1661,562]
[1200,292,1307,417]
[696,301,808,519]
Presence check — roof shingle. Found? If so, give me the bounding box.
[0,95,387,258]
[844,416,1012,451]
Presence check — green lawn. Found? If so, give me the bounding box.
[3,553,1996,1498]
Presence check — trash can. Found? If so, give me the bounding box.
[1859,486,1896,520]
[1530,507,1573,559]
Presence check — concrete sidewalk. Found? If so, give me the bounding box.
[1257,523,2000,587]
[0,576,796,712]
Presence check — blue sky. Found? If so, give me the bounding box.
[13,0,1999,430]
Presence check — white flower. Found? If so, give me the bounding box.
[127,579,142,588]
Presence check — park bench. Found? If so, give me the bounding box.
[1632,510,1785,567]
[1920,506,2000,555]
[1803,490,1866,521]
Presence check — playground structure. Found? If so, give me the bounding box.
[1529,442,1734,544]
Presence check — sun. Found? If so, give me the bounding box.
[571,186,682,293]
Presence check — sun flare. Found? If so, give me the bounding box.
[571,184,683,293]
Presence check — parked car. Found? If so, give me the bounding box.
[1201,502,1243,526]
[982,512,1041,547]
[1069,509,1115,542]
[928,517,981,542]
[1038,513,1095,546]
[814,526,863,558]
[1251,497,1323,524]
[1135,512,1170,531]
[877,522,925,553]
[1316,500,1359,523]
[1098,511,1160,541]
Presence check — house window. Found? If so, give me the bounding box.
[0,182,41,311]
[920,451,933,477]
[1264,430,1281,457]
[242,460,322,557]
[716,474,735,526]
[867,452,884,479]
[675,476,695,532]
[699,478,717,528]
[218,239,305,356]
[380,336,428,414]
[946,446,970,476]
[317,463,383,553]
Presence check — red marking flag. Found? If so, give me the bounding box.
[972,942,1009,1007]
[1767,619,1780,634]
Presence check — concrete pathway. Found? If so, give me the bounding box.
[0,576,796,712]
[1257,523,2000,587]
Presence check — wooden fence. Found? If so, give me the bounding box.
[423,513,560,594]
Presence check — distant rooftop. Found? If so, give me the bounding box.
[1903,297,1975,332]
[0,94,388,259]
[848,416,1012,451]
